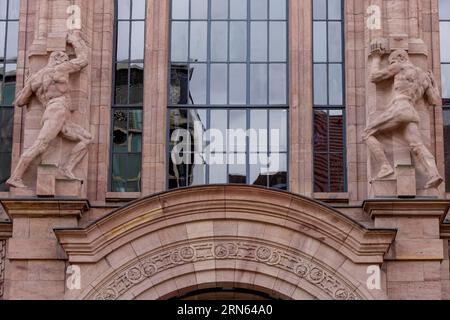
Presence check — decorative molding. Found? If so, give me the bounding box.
[91,240,362,301]
[0,223,12,240]
[0,240,6,299]
[364,200,450,221]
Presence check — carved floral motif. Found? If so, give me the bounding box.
[0,240,6,299]
[92,240,360,301]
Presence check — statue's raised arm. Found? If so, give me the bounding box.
[58,31,89,74]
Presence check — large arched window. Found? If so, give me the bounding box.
[110,0,146,192]
[0,0,19,191]
[168,0,289,190]
[312,0,346,193]
[441,0,450,191]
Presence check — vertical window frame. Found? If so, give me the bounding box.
[312,0,347,194]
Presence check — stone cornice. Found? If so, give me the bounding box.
[363,199,450,222]
[0,199,90,220]
[441,223,450,239]
[0,223,12,240]
[55,185,396,265]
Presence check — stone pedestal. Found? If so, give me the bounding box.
[0,200,88,300]
[36,165,83,198]
[364,200,450,300]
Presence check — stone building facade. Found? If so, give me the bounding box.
[0,0,449,300]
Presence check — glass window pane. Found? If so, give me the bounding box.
[329,64,343,105]
[269,63,286,104]
[442,64,450,99]
[251,21,267,62]
[229,64,247,104]
[8,0,20,19]
[170,65,190,104]
[440,22,450,63]
[117,21,130,61]
[129,63,144,104]
[251,0,268,19]
[209,163,227,183]
[250,64,267,104]
[314,110,328,153]
[230,0,247,19]
[314,64,328,105]
[250,155,268,186]
[268,153,287,190]
[229,110,247,152]
[127,154,142,191]
[329,109,344,153]
[191,0,208,19]
[330,153,345,191]
[270,110,287,152]
[115,63,129,104]
[269,22,286,62]
[212,0,228,19]
[172,0,189,19]
[250,109,268,152]
[132,0,146,19]
[189,63,207,105]
[0,108,13,152]
[6,21,18,61]
[118,0,131,20]
[230,22,247,61]
[112,154,128,191]
[171,21,188,61]
[210,64,228,104]
[0,22,5,61]
[211,21,228,61]
[130,21,145,60]
[229,161,247,184]
[313,21,327,62]
[3,64,16,105]
[190,21,207,62]
[328,21,342,62]
[314,152,328,192]
[313,0,327,20]
[328,0,342,20]
[269,0,286,19]
[113,110,129,153]
[440,0,450,20]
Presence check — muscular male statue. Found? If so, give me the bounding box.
[7,32,93,189]
[364,40,443,189]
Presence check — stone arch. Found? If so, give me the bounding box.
[55,186,395,300]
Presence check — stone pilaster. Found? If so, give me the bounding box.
[0,200,88,300]
[365,200,450,300]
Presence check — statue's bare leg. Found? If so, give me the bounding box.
[59,121,93,180]
[364,109,401,180]
[7,117,65,188]
[404,122,443,189]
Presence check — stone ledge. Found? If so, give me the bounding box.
[363,200,450,222]
[0,223,12,240]
[0,199,90,220]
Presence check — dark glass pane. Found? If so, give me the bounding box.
[329,110,344,152]
[3,64,16,105]
[128,109,143,152]
[112,153,128,192]
[0,152,11,191]
[314,152,329,192]
[314,110,328,153]
[170,65,190,105]
[330,153,345,192]
[0,108,13,153]
[229,162,246,184]
[129,63,144,104]
[115,63,129,104]
[113,110,129,153]
[127,153,142,192]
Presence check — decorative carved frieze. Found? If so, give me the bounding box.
[92,240,361,301]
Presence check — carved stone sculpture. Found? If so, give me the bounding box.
[364,39,443,190]
[7,32,93,189]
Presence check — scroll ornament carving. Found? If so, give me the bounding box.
[0,240,6,299]
[7,31,93,189]
[93,241,360,301]
[363,38,443,189]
